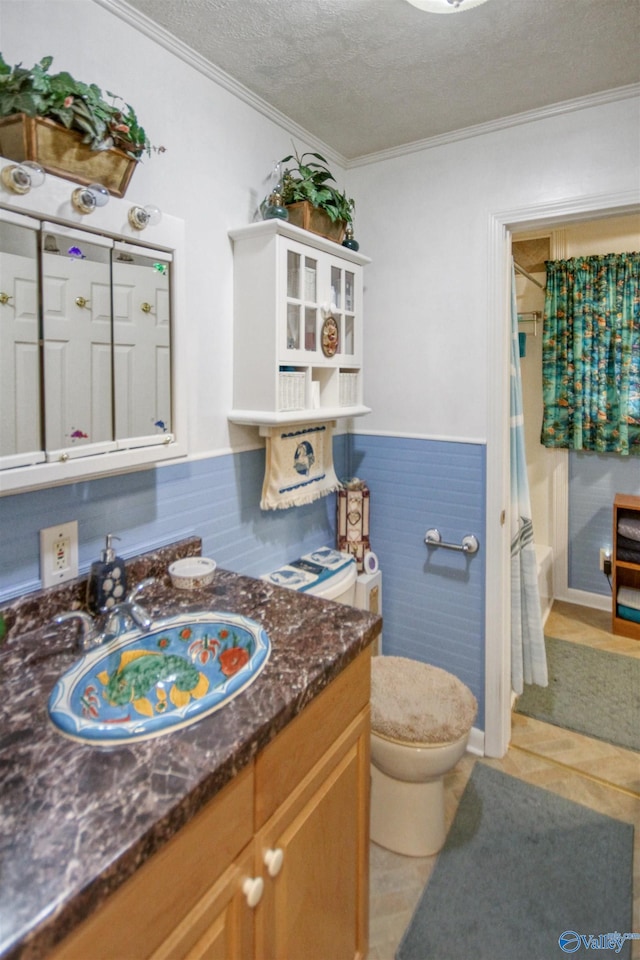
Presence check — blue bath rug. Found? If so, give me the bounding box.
[515,635,640,752]
[396,763,635,960]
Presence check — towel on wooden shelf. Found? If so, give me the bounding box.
[617,586,640,611]
[260,421,340,510]
[618,517,640,542]
[615,534,640,564]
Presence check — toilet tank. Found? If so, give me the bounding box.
[262,547,357,605]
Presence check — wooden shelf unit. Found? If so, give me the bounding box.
[612,492,640,640]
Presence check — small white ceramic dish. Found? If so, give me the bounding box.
[168,557,216,590]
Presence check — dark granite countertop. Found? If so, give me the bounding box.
[0,549,381,960]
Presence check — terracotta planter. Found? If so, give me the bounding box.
[0,113,138,197]
[285,200,347,245]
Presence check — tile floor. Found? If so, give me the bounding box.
[368,601,640,960]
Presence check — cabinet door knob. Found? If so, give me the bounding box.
[242,876,264,908]
[263,847,284,877]
[321,301,337,318]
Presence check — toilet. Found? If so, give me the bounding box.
[263,547,477,858]
[370,656,477,856]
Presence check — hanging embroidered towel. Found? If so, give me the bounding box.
[260,421,340,510]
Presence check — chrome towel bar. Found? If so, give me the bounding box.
[424,529,480,555]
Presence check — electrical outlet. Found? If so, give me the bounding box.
[599,547,611,572]
[40,521,79,587]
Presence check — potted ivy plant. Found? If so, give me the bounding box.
[265,148,354,244]
[0,54,162,196]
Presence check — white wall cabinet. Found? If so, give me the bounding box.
[228,220,370,425]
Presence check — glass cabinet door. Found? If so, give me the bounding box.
[331,265,342,312]
[286,250,301,349]
[328,263,356,360]
[285,247,318,354]
[283,244,360,365]
[344,270,355,354]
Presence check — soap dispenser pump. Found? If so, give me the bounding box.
[87,534,127,613]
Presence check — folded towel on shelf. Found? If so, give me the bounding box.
[260,421,340,510]
[617,603,640,624]
[617,586,640,611]
[616,547,640,564]
[615,535,640,564]
[618,517,640,542]
[617,533,640,552]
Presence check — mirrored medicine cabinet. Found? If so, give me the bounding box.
[0,179,186,495]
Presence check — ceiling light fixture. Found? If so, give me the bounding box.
[405,0,489,12]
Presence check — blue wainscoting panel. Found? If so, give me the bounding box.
[569,451,640,596]
[0,433,488,729]
[349,434,486,728]
[0,441,347,602]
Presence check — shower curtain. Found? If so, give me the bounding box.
[510,263,548,694]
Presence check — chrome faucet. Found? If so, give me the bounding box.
[53,579,157,652]
[53,610,110,652]
[102,578,156,635]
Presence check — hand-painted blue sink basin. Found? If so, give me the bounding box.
[48,611,270,745]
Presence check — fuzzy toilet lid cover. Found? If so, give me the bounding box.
[371,656,477,745]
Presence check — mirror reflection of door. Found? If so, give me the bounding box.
[112,242,171,441]
[41,225,114,453]
[0,211,43,467]
[1,212,174,480]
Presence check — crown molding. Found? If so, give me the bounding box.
[93,1,638,171]
[348,84,640,168]
[92,0,347,169]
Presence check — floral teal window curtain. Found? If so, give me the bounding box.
[541,252,640,455]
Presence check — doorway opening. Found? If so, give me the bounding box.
[484,190,640,758]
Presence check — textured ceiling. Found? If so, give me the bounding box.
[120,0,640,160]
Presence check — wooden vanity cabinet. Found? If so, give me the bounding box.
[149,845,256,960]
[48,764,256,960]
[254,653,370,960]
[48,649,371,960]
